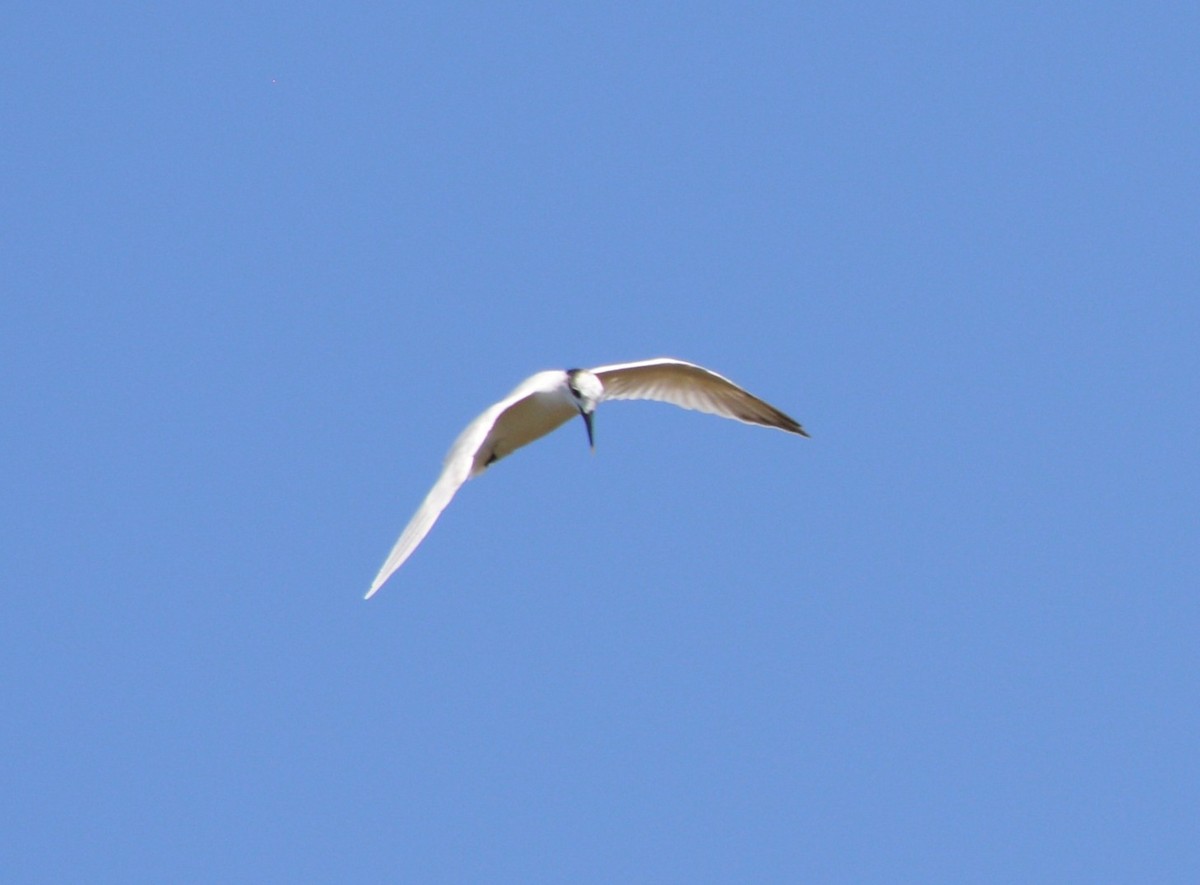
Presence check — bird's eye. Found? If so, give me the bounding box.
[569,386,581,399]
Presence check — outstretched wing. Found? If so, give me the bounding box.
[590,358,809,436]
[365,373,576,598]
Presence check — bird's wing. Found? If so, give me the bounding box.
[590,358,809,436]
[365,375,576,598]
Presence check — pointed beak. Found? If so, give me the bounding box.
[581,409,595,452]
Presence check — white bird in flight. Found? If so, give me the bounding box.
[366,357,809,598]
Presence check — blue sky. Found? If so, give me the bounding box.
[3,3,1197,881]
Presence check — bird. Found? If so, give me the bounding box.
[365,357,809,598]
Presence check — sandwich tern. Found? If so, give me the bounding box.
[366,357,808,598]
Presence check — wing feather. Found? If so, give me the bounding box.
[365,372,576,598]
[590,358,809,436]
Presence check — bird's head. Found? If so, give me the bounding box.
[565,368,604,450]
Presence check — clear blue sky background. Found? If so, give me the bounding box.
[3,4,1197,882]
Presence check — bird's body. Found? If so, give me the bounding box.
[366,358,808,598]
